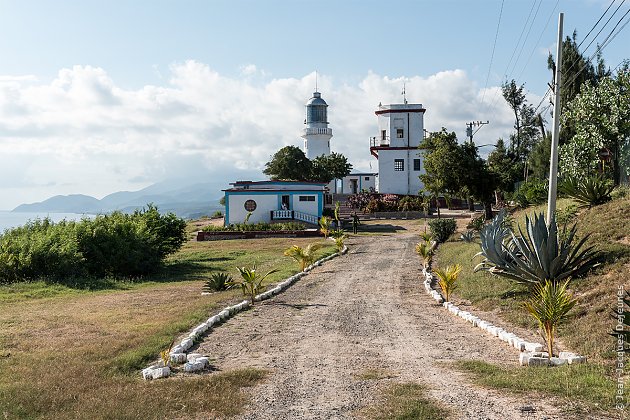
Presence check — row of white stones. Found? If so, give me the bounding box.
[421,267,586,366]
[142,246,348,380]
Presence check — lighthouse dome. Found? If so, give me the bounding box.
[306,91,328,123]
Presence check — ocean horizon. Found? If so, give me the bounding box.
[0,211,95,232]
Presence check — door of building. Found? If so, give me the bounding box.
[281,195,290,210]
[350,179,358,194]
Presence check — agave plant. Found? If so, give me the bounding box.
[524,280,577,359]
[203,272,232,292]
[434,264,462,302]
[474,210,599,285]
[559,176,614,207]
[284,243,323,271]
[230,264,277,305]
[460,230,475,243]
[415,241,434,269]
[319,216,332,238]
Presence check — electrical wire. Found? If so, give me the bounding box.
[480,0,505,106]
[507,0,544,79]
[516,0,560,82]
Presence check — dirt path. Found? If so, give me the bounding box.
[196,231,567,419]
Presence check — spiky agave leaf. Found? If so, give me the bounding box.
[475,211,599,285]
[559,176,614,207]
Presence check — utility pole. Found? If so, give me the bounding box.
[546,12,563,227]
[466,121,489,143]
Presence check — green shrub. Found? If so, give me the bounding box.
[512,180,548,208]
[611,184,630,200]
[428,218,457,243]
[211,210,223,218]
[466,215,485,232]
[559,176,614,207]
[460,230,475,243]
[398,196,423,211]
[0,205,187,283]
[202,221,306,232]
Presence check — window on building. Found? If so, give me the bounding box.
[299,195,315,202]
[244,199,257,211]
[414,159,421,171]
[381,130,387,141]
[397,128,404,138]
[364,176,370,181]
[394,159,404,171]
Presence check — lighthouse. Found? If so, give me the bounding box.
[301,91,333,159]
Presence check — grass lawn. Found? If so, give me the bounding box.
[0,232,335,419]
[436,197,630,414]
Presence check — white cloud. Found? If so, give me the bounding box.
[0,62,515,209]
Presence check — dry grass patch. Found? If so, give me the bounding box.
[0,233,335,418]
[355,368,398,381]
[361,383,452,420]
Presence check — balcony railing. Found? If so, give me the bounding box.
[370,136,390,147]
[270,210,319,225]
[303,127,333,136]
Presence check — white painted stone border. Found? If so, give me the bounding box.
[421,266,586,367]
[142,245,349,380]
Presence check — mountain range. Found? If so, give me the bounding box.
[12,180,226,219]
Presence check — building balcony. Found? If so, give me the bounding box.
[370,136,390,147]
[302,127,333,136]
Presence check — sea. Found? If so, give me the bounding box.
[0,211,95,233]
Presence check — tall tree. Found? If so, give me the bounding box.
[502,80,526,159]
[488,138,522,204]
[263,146,312,180]
[310,152,352,183]
[548,30,610,143]
[560,67,630,184]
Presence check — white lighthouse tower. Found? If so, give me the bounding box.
[301,91,333,159]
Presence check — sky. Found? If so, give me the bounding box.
[0,0,628,209]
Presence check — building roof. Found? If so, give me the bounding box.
[224,180,328,192]
[306,91,328,106]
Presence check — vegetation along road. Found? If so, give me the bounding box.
[196,224,568,419]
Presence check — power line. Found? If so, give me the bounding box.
[501,0,538,80]
[561,6,630,91]
[516,0,560,82]
[481,0,505,106]
[576,0,618,50]
[507,0,544,79]
[579,0,626,56]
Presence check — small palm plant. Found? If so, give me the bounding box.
[284,243,323,271]
[419,231,433,242]
[524,280,577,359]
[319,216,332,238]
[434,264,462,302]
[159,341,174,367]
[203,272,232,292]
[330,229,346,252]
[415,241,434,269]
[230,265,277,305]
[474,211,599,285]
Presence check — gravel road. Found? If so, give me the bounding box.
[196,229,570,419]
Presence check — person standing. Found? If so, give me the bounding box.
[352,212,360,234]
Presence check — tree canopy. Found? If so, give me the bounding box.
[263,146,313,181]
[311,153,352,183]
[263,146,352,183]
[560,66,630,184]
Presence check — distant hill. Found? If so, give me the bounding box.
[12,181,226,219]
